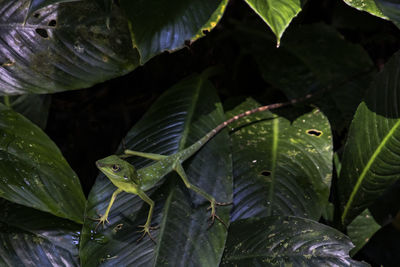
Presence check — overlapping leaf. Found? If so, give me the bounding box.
[221,216,368,266]
[80,74,231,266]
[120,0,228,63]
[228,99,332,222]
[244,0,303,45]
[343,0,388,19]
[0,0,139,95]
[339,51,400,225]
[0,103,85,223]
[0,199,80,266]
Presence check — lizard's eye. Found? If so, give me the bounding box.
[111,164,120,172]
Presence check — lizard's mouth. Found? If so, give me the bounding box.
[95,161,103,168]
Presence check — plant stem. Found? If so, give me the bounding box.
[3,95,10,107]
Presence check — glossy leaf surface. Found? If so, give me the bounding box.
[80,74,231,266]
[121,0,228,63]
[0,104,86,223]
[0,0,139,95]
[0,199,80,266]
[339,51,400,225]
[244,0,302,45]
[343,0,388,19]
[347,209,380,256]
[221,216,368,266]
[229,99,332,221]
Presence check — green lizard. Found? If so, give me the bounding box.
[95,94,311,241]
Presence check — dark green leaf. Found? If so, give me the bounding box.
[221,216,368,266]
[80,74,231,266]
[237,23,374,132]
[339,51,400,225]
[0,198,80,266]
[6,95,51,129]
[228,99,332,221]
[120,0,228,63]
[0,0,139,95]
[347,209,380,256]
[244,0,303,45]
[0,103,86,223]
[375,0,400,28]
[343,0,388,19]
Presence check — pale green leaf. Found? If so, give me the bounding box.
[343,0,388,19]
[244,0,303,45]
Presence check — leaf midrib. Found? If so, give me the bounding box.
[341,117,400,224]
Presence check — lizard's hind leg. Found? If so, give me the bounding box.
[123,150,168,161]
[172,161,231,228]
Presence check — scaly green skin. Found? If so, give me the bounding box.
[95,94,311,242]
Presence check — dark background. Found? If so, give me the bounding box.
[44,0,400,265]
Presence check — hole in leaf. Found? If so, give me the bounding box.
[306,129,322,137]
[33,13,40,18]
[35,28,48,38]
[202,29,209,35]
[261,171,271,176]
[48,20,57,27]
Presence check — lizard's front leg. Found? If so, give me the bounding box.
[173,161,231,228]
[123,150,167,161]
[95,188,123,228]
[136,190,158,243]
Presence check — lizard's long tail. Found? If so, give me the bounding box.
[182,94,313,159]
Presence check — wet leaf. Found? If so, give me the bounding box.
[121,0,228,63]
[0,0,139,95]
[0,103,86,223]
[339,51,400,225]
[343,0,388,19]
[228,98,332,221]
[80,74,232,266]
[0,198,80,266]
[221,216,368,266]
[244,0,303,45]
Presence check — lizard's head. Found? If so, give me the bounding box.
[96,155,139,186]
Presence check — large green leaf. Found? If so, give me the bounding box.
[375,0,400,28]
[0,103,86,223]
[221,216,368,266]
[120,0,228,63]
[228,99,332,221]
[347,209,380,256]
[244,0,303,46]
[339,51,400,225]
[0,0,139,95]
[343,0,388,19]
[80,74,231,266]
[0,198,80,266]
